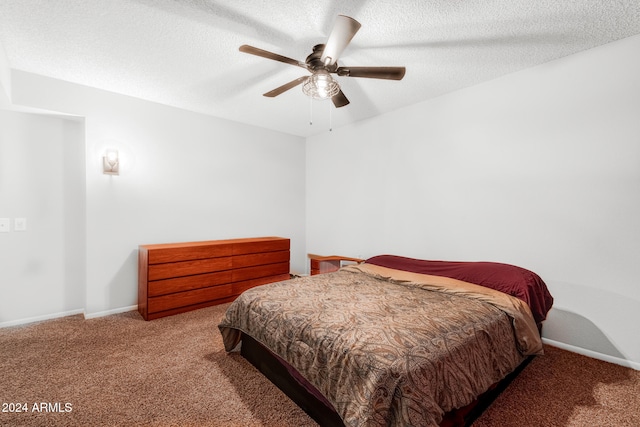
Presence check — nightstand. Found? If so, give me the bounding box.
[308,254,364,276]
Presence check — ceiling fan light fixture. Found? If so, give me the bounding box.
[302,71,340,100]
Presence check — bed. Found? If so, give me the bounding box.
[218,255,553,427]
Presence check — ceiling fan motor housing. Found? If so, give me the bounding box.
[306,44,338,72]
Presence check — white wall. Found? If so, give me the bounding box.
[306,34,640,367]
[0,38,10,106]
[7,72,306,319]
[0,110,85,324]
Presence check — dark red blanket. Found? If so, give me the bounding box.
[365,255,553,324]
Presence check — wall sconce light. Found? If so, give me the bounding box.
[103,149,119,175]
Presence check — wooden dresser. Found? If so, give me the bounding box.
[138,236,290,320]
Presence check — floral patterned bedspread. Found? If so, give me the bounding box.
[219,264,540,427]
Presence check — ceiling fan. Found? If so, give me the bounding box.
[239,15,406,108]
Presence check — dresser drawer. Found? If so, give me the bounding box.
[148,256,232,281]
[148,271,233,297]
[232,274,290,294]
[233,238,290,255]
[147,242,234,264]
[233,250,289,269]
[232,262,289,282]
[148,283,234,314]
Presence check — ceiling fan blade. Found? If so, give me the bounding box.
[239,45,306,69]
[336,66,406,80]
[321,15,361,66]
[263,76,309,97]
[331,90,350,108]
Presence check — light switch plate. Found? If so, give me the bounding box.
[0,218,9,233]
[14,218,27,231]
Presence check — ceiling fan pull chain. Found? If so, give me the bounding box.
[309,97,313,126]
[329,100,333,132]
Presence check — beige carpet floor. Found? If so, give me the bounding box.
[1,303,638,426]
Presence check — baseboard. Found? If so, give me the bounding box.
[542,337,640,371]
[0,309,85,328]
[0,305,139,328]
[83,305,138,319]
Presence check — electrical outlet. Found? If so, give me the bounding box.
[0,218,9,233]
[14,218,27,231]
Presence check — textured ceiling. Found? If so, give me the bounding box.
[1,0,639,137]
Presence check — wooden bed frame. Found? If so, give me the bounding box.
[240,332,534,427]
